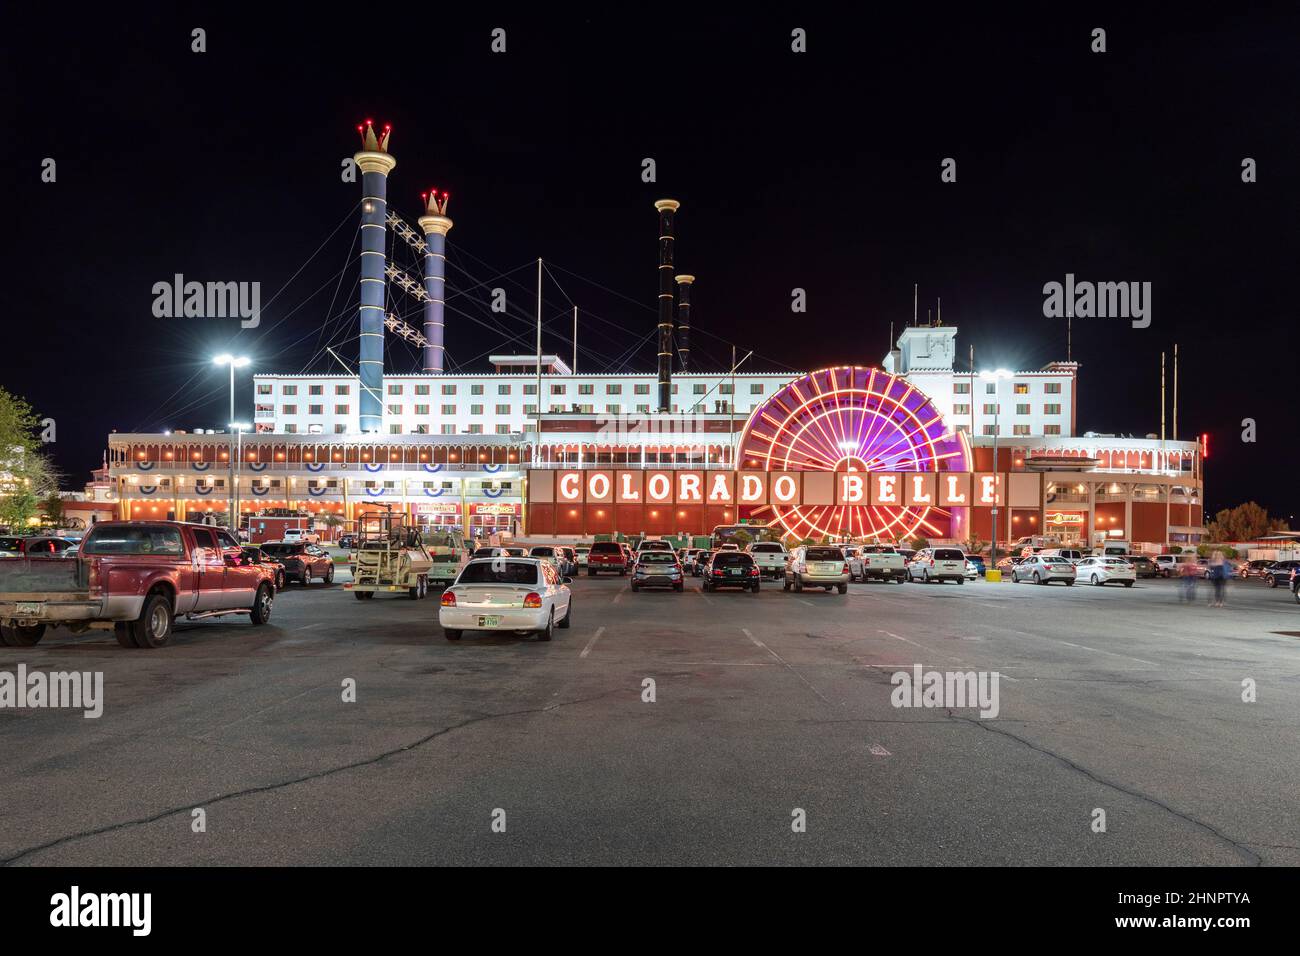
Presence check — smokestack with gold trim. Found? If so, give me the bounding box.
[654,199,679,412]
[354,119,395,433]
[419,189,453,373]
[675,274,694,372]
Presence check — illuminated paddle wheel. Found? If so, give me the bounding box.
[737,366,970,542]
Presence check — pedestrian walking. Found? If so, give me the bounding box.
[1210,549,1229,607]
[1178,559,1198,602]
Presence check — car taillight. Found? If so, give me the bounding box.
[749,567,759,576]
[842,564,850,574]
[713,569,723,576]
[928,558,935,566]
[523,592,543,608]
[440,591,457,607]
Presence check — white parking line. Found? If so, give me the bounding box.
[879,629,963,663]
[742,627,832,705]
[579,626,606,659]
[612,589,624,605]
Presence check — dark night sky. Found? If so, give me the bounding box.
[8,8,1299,519]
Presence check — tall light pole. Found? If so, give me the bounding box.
[214,355,251,527]
[229,422,251,537]
[980,369,1013,571]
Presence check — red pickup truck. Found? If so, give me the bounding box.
[0,521,277,649]
[586,540,632,576]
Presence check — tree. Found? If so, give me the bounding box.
[910,535,930,551]
[40,492,65,528]
[0,388,58,531]
[1206,501,1287,543]
[731,529,753,549]
[963,534,986,556]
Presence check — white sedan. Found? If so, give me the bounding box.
[439,557,572,642]
[1075,556,1136,587]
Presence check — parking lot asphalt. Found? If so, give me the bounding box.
[2,571,1298,866]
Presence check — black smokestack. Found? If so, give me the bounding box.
[654,199,679,412]
[675,274,694,372]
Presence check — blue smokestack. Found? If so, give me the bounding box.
[419,190,453,373]
[353,120,396,433]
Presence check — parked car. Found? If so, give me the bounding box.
[906,547,967,584]
[281,527,320,544]
[994,555,1023,573]
[692,549,713,577]
[587,540,630,576]
[852,544,907,583]
[1154,554,1197,578]
[1011,554,1077,585]
[785,545,849,594]
[1264,560,1300,588]
[702,550,762,592]
[439,557,571,642]
[1039,548,1085,564]
[261,542,335,585]
[632,551,685,591]
[338,532,358,550]
[637,539,674,554]
[1128,555,1158,578]
[897,548,917,564]
[966,554,987,578]
[529,545,568,575]
[0,535,80,558]
[241,546,287,591]
[1075,556,1136,587]
[1238,558,1274,580]
[747,541,789,580]
[963,559,980,580]
[0,521,276,649]
[574,545,591,568]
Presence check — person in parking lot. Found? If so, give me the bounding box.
[1178,558,1198,603]
[1208,550,1229,608]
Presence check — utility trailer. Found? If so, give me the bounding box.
[346,510,433,601]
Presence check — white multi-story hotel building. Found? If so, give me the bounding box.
[252,328,1079,441]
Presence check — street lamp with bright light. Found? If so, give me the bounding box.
[979,369,1014,573]
[213,355,251,530]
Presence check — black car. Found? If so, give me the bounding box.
[241,546,288,591]
[261,542,336,585]
[338,533,358,550]
[701,551,761,592]
[1264,560,1300,588]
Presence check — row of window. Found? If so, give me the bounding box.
[953,381,1064,395]
[259,381,766,398]
[269,401,746,421]
[951,404,1064,416]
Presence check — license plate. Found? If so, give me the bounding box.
[477,615,501,627]
[16,602,44,616]
[727,568,741,576]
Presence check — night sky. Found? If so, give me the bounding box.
[9,9,1298,518]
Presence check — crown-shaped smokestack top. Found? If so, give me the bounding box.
[422,189,450,217]
[356,119,392,153]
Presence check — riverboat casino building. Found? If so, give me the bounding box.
[104,122,1204,551]
[107,325,1205,551]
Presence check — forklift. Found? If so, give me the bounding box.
[346,506,434,600]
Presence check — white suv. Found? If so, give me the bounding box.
[906,547,967,584]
